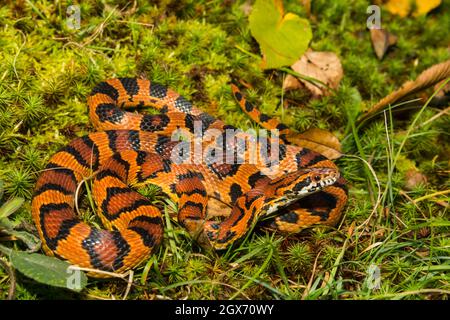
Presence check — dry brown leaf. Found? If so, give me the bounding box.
[434,79,450,97]
[430,80,450,107]
[359,59,450,123]
[288,127,342,160]
[361,241,384,254]
[283,49,343,98]
[370,28,398,60]
[282,74,302,91]
[373,228,386,238]
[347,221,357,237]
[404,169,428,190]
[415,249,429,258]
[240,0,252,16]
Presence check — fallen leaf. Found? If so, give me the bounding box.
[404,169,428,190]
[383,206,390,219]
[417,227,431,238]
[361,241,384,254]
[240,0,252,16]
[393,155,428,190]
[347,221,356,237]
[430,80,450,107]
[284,50,343,98]
[433,79,450,98]
[358,59,450,125]
[249,0,312,69]
[282,74,302,91]
[435,200,449,208]
[373,228,386,238]
[384,0,411,17]
[415,249,429,258]
[383,0,441,17]
[413,0,441,16]
[287,127,342,160]
[370,28,398,60]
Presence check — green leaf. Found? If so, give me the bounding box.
[9,250,88,292]
[0,197,24,219]
[344,86,363,124]
[7,229,41,251]
[0,217,20,230]
[249,0,312,69]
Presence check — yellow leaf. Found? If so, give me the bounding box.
[413,0,441,16]
[384,0,441,17]
[249,0,312,69]
[385,0,410,17]
[274,0,284,16]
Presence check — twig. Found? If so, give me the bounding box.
[398,190,426,219]
[413,189,450,204]
[343,154,382,231]
[418,106,450,128]
[68,265,130,279]
[0,257,16,300]
[301,249,322,300]
[364,288,450,299]
[122,270,134,300]
[13,31,26,80]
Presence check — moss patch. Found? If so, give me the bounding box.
[0,0,449,299]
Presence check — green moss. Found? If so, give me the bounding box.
[0,0,448,300]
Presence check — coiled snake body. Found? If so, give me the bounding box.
[31,78,347,274]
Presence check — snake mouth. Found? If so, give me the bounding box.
[304,175,339,193]
[264,168,340,214]
[290,168,339,194]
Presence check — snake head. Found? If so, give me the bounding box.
[293,167,339,194]
[204,168,340,250]
[263,167,340,214]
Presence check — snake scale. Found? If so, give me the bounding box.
[31,78,347,275]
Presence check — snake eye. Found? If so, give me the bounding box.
[314,175,321,182]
